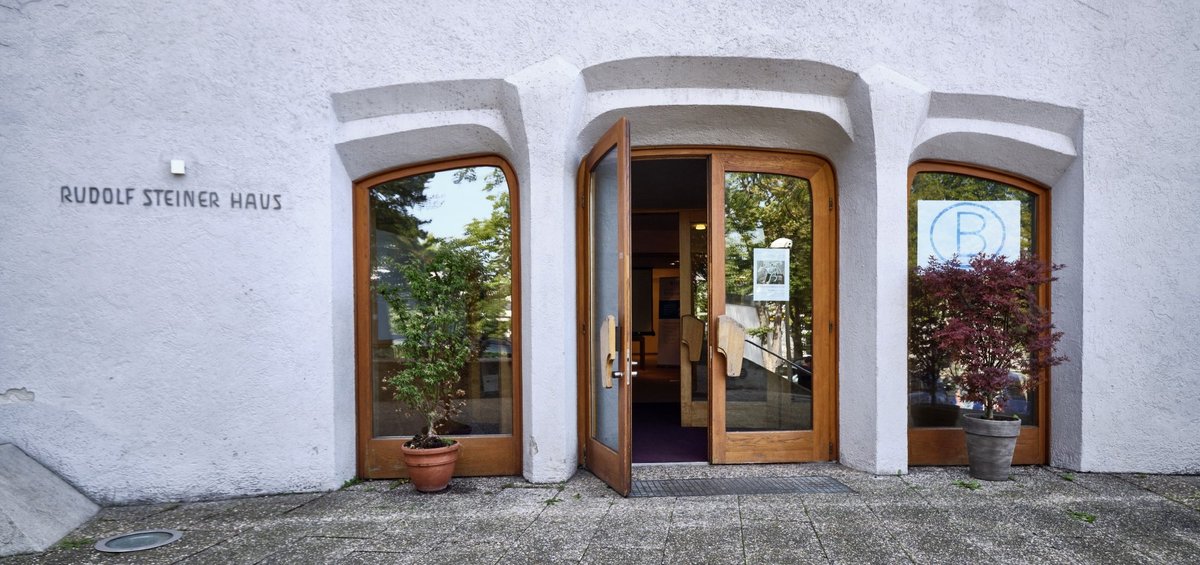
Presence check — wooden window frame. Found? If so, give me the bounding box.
[906,160,1052,466]
[353,154,523,478]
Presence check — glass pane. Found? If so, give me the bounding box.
[689,220,708,402]
[369,166,514,437]
[591,149,621,451]
[723,172,814,431]
[908,172,1039,428]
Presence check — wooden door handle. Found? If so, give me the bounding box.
[601,315,617,388]
[717,315,745,378]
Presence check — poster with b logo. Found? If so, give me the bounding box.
[917,200,1020,267]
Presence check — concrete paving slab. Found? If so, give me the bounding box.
[0,444,98,557]
[339,551,426,565]
[581,544,666,565]
[808,512,913,564]
[255,535,365,565]
[498,524,591,564]
[737,494,812,522]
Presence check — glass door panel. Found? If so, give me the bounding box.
[721,172,814,432]
[591,147,622,452]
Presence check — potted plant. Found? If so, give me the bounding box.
[379,243,481,492]
[908,269,959,427]
[918,253,1065,481]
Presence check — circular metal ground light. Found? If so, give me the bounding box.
[94,529,183,553]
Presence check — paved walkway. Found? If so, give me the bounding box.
[5,464,1200,564]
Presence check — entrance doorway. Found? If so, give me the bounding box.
[629,158,708,464]
[576,118,839,495]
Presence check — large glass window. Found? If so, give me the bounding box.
[368,165,514,437]
[907,168,1041,429]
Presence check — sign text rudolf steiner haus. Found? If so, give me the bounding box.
[60,185,283,210]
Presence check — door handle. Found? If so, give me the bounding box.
[601,315,617,388]
[717,315,746,378]
[681,315,705,363]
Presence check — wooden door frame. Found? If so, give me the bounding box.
[708,150,839,464]
[906,160,1051,465]
[353,154,523,478]
[577,146,840,467]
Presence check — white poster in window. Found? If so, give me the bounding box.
[752,248,789,302]
[917,200,1021,267]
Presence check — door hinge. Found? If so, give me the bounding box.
[828,197,833,211]
[581,323,587,335]
[828,441,834,459]
[828,321,834,333]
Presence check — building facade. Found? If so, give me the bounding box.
[2,1,1199,504]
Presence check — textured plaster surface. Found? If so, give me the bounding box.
[1,0,1199,503]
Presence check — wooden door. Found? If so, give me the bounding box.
[577,118,634,495]
[707,151,838,464]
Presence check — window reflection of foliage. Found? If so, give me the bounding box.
[371,173,434,261]
[906,170,1039,417]
[457,168,512,350]
[908,172,1035,269]
[371,166,513,369]
[724,173,814,362]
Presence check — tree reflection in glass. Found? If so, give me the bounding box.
[723,172,814,432]
[369,167,514,438]
[907,172,1038,428]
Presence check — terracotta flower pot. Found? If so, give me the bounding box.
[401,441,460,492]
[962,414,1021,481]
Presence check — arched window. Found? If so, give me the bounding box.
[907,161,1051,465]
[354,156,521,478]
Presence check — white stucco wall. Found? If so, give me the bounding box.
[2,0,1198,502]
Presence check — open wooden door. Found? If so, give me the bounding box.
[577,118,634,495]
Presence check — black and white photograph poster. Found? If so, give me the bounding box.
[752,247,789,301]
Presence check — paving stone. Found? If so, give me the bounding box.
[668,496,738,526]
[737,494,811,522]
[498,524,591,564]
[339,551,427,564]
[175,527,310,565]
[741,519,826,564]
[588,519,670,550]
[255,535,365,564]
[417,540,509,564]
[581,544,666,565]
[869,502,999,565]
[810,516,912,565]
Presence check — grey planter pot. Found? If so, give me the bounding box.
[962,414,1022,481]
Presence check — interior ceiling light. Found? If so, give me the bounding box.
[693,223,706,231]
[94,530,183,553]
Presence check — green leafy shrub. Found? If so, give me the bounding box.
[380,243,483,449]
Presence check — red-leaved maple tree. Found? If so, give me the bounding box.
[918,254,1065,420]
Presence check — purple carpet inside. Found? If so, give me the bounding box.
[632,402,707,463]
